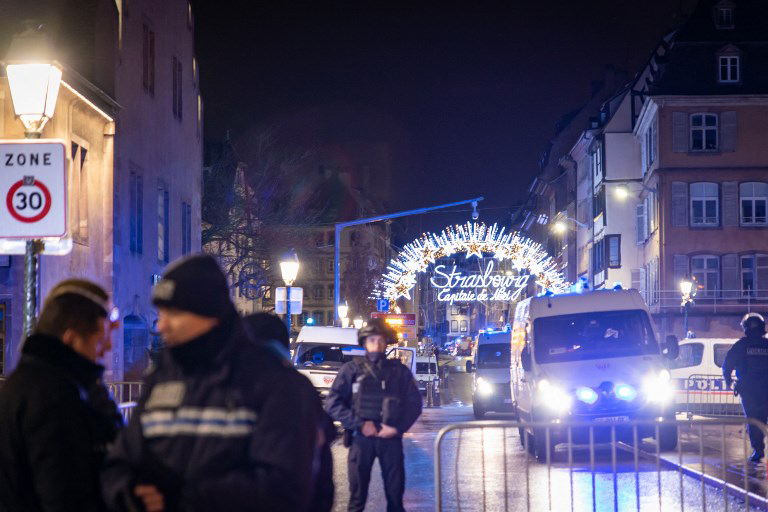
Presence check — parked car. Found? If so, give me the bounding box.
[291,326,362,401]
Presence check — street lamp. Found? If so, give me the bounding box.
[337,301,349,327]
[680,277,695,339]
[3,23,62,337]
[280,249,299,339]
[550,216,586,234]
[353,317,364,330]
[614,185,630,200]
[4,23,61,136]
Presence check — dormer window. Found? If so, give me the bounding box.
[719,55,740,82]
[717,44,742,84]
[714,1,735,29]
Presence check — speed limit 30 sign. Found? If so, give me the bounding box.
[0,140,66,238]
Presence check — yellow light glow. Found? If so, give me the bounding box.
[385,318,404,325]
[614,185,630,200]
[551,221,567,234]
[6,63,61,133]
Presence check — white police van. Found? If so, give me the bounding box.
[291,326,362,400]
[467,328,514,419]
[511,288,679,459]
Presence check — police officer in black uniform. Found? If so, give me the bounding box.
[723,312,768,462]
[326,319,422,512]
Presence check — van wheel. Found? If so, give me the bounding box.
[656,425,678,451]
[530,428,553,461]
[473,403,485,420]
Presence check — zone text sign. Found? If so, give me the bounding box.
[0,140,67,238]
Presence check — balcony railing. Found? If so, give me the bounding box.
[646,289,768,313]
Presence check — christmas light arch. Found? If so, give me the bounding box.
[377,222,569,300]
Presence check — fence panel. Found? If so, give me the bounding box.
[435,418,768,512]
[680,374,743,418]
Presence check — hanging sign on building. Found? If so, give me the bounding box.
[429,260,529,304]
[0,140,66,239]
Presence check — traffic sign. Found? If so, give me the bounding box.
[376,298,390,312]
[275,286,303,314]
[0,140,66,238]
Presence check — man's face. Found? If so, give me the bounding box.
[157,307,219,346]
[64,317,112,363]
[364,334,387,353]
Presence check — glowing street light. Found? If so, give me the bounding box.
[680,277,696,339]
[280,249,299,337]
[4,23,61,136]
[337,301,349,326]
[614,185,630,200]
[353,317,364,330]
[550,217,585,235]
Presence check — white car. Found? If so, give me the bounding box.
[291,326,362,400]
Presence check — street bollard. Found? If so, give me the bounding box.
[426,380,434,408]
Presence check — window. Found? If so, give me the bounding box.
[299,312,308,326]
[592,238,606,274]
[740,182,768,225]
[313,285,323,300]
[716,6,734,29]
[718,56,739,83]
[123,315,148,373]
[593,186,606,221]
[451,320,459,332]
[312,311,323,325]
[690,182,719,226]
[327,311,335,325]
[690,114,718,151]
[350,231,359,247]
[314,258,322,275]
[172,56,183,120]
[327,231,335,246]
[714,344,733,367]
[460,320,468,332]
[606,234,621,268]
[157,185,169,263]
[70,142,88,244]
[181,201,192,255]
[669,343,704,369]
[740,254,768,297]
[314,233,324,247]
[592,144,603,181]
[327,259,334,273]
[142,24,155,94]
[691,255,720,297]
[327,285,334,300]
[129,172,143,254]
[643,118,657,174]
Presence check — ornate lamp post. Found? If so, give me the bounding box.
[680,277,695,339]
[353,317,364,330]
[280,249,299,339]
[3,23,62,337]
[337,301,349,327]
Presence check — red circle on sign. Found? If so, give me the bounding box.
[5,179,52,223]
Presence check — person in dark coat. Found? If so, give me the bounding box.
[243,312,335,512]
[0,279,122,512]
[101,255,320,512]
[723,312,768,462]
[325,319,422,512]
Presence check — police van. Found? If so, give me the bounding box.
[291,326,362,400]
[669,338,738,417]
[467,328,514,419]
[511,288,679,459]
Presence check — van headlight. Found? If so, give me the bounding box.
[476,377,494,396]
[538,379,572,412]
[643,370,674,403]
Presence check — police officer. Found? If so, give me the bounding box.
[723,312,768,462]
[326,319,422,512]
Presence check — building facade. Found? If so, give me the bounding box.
[0,0,203,379]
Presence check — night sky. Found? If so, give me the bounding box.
[191,0,697,232]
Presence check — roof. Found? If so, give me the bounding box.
[527,289,649,320]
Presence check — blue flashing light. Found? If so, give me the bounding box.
[615,384,637,401]
[307,317,315,325]
[576,386,599,405]
[486,326,494,332]
[612,282,623,291]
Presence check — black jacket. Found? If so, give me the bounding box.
[325,356,422,436]
[101,319,320,512]
[723,335,768,390]
[0,333,121,512]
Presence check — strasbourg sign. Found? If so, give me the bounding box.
[430,260,529,304]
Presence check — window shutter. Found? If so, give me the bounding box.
[673,254,689,287]
[635,201,646,245]
[671,182,689,227]
[722,181,739,227]
[720,111,737,152]
[757,255,768,300]
[672,112,688,152]
[641,136,648,172]
[631,268,647,302]
[721,253,739,299]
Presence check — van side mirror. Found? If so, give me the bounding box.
[521,345,532,372]
[466,361,473,373]
[664,335,679,360]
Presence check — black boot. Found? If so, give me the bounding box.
[749,449,764,463]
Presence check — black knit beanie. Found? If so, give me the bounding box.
[152,254,233,319]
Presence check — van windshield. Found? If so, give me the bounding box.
[533,310,658,363]
[477,344,511,369]
[295,343,360,369]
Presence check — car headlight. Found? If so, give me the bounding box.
[643,369,674,403]
[538,379,572,412]
[576,386,599,405]
[476,377,494,396]
[615,384,638,401]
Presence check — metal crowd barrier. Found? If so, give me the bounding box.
[681,374,742,419]
[107,381,144,405]
[435,418,768,511]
